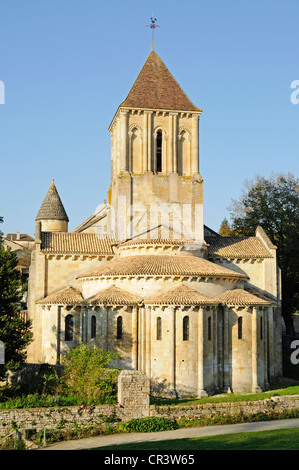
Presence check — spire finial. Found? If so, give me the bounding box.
[50,178,55,188]
[147,17,159,52]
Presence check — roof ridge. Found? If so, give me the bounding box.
[36,285,83,305]
[216,288,274,306]
[83,284,142,306]
[143,283,217,305]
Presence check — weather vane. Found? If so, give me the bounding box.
[147,17,159,51]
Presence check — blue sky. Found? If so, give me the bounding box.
[0,0,298,237]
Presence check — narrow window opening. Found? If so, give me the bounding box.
[156,131,162,172]
[117,316,123,340]
[91,315,96,339]
[65,314,74,341]
[238,317,243,339]
[183,316,189,341]
[157,316,162,340]
[260,316,263,340]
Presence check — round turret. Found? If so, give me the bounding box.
[35,179,69,233]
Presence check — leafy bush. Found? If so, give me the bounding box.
[119,416,179,433]
[0,392,85,409]
[58,343,120,405]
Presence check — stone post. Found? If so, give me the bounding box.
[118,370,150,419]
[144,111,152,172]
[267,306,275,382]
[212,307,218,392]
[252,307,262,392]
[145,306,151,378]
[197,307,207,397]
[223,306,231,392]
[169,112,178,173]
[191,113,199,174]
[264,308,269,389]
[168,306,176,395]
[132,306,138,370]
[56,305,61,364]
[120,109,128,172]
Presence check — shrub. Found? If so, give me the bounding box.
[119,417,179,433]
[58,343,120,405]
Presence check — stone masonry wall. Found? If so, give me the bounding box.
[1,371,299,436]
[149,395,299,421]
[117,370,150,419]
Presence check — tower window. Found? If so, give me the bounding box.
[156,130,162,172]
[117,316,123,340]
[157,317,162,340]
[65,314,74,341]
[91,315,96,339]
[238,317,243,339]
[183,316,189,341]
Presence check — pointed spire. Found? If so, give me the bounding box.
[120,51,201,112]
[36,180,69,222]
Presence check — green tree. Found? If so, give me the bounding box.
[0,218,33,380]
[227,173,299,334]
[59,343,120,405]
[219,218,234,236]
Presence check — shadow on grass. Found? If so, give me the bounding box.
[96,428,299,451]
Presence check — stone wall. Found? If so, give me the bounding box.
[150,394,299,421]
[1,371,299,437]
[0,370,150,435]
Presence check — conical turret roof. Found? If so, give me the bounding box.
[36,180,69,222]
[120,51,201,112]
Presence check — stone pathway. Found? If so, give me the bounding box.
[40,418,299,450]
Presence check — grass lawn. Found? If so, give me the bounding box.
[95,427,299,450]
[150,382,299,406]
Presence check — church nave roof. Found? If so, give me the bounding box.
[77,254,248,280]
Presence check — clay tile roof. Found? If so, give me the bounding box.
[77,255,247,279]
[118,237,194,248]
[37,286,83,305]
[120,51,201,112]
[83,285,142,306]
[6,233,34,242]
[36,180,69,222]
[41,232,115,255]
[206,236,273,259]
[144,284,217,306]
[216,288,272,307]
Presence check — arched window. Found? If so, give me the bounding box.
[156,130,162,172]
[238,317,243,339]
[156,317,162,340]
[183,316,189,341]
[65,314,74,341]
[117,316,123,340]
[91,315,96,339]
[208,317,212,340]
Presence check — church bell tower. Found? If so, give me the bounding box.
[107,48,205,251]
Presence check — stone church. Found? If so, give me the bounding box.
[27,46,282,397]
